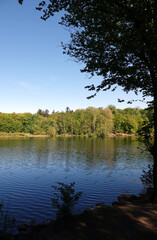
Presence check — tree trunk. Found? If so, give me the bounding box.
[152,69,157,198]
[150,0,157,198]
[153,90,157,197]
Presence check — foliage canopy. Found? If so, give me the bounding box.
[0,107,152,136]
[35,0,157,100]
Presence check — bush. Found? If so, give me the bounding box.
[0,203,16,235]
[51,182,82,219]
[140,164,153,189]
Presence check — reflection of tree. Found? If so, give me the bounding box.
[0,136,151,173]
[67,137,115,169]
[33,138,50,168]
[54,136,151,171]
[0,138,33,166]
[60,137,75,172]
[40,137,115,171]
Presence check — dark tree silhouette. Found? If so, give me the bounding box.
[18,0,23,4]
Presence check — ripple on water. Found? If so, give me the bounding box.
[0,137,153,223]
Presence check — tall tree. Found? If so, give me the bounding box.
[20,0,157,196]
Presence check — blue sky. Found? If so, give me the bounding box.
[0,0,150,113]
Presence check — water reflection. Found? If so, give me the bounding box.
[0,136,153,223]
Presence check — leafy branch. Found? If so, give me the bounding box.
[51,182,82,219]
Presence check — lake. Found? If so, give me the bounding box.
[0,136,152,224]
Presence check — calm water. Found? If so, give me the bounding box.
[0,136,152,224]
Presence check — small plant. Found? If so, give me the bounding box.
[141,164,153,189]
[51,182,82,219]
[0,203,16,236]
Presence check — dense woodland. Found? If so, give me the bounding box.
[0,106,153,137]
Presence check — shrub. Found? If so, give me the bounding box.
[0,203,16,235]
[140,164,153,189]
[51,182,82,219]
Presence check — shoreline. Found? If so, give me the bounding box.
[0,132,135,138]
[7,192,157,240]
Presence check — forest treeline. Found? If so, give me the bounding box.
[0,106,153,137]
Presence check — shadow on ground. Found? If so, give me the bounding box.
[16,201,157,240]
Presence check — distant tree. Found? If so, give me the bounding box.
[0,108,153,138]
[65,106,70,112]
[44,109,49,117]
[57,112,66,134]
[108,105,116,113]
[37,109,49,117]
[37,109,42,115]
[95,108,113,136]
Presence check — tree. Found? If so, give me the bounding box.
[18,0,23,4]
[19,0,157,196]
[37,109,49,117]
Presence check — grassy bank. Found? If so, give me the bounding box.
[0,132,50,138]
[0,132,135,138]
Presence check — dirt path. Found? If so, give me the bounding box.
[16,200,157,240]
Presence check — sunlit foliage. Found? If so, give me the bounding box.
[0,107,153,136]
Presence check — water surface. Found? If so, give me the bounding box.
[0,136,152,223]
